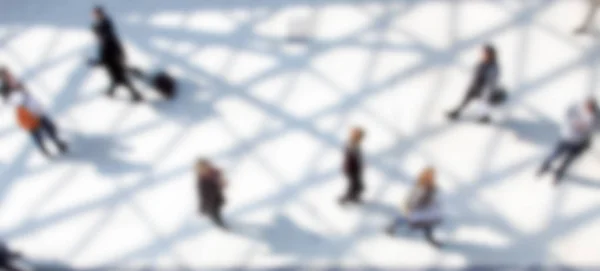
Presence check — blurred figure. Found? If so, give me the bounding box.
[386,167,443,248]
[89,6,143,102]
[538,98,598,184]
[0,242,22,271]
[196,159,227,229]
[575,0,600,34]
[447,44,500,123]
[0,67,68,157]
[340,127,365,205]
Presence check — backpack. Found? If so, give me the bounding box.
[16,105,40,131]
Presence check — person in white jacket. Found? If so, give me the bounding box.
[386,167,443,248]
[538,98,598,184]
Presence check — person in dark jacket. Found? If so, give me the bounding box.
[447,44,500,123]
[89,6,142,102]
[386,167,443,248]
[196,159,227,229]
[0,242,22,271]
[340,127,366,205]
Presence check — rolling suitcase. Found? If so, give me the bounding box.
[129,67,176,100]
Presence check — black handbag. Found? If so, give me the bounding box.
[489,87,508,105]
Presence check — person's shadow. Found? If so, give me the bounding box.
[23,259,73,271]
[59,133,149,176]
[232,215,351,259]
[500,118,560,146]
[129,68,216,124]
[151,77,216,124]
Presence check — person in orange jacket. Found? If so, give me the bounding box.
[1,67,68,157]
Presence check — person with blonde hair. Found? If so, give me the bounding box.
[340,127,366,205]
[386,167,443,248]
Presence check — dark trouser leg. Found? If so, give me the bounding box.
[540,142,569,174]
[555,142,588,182]
[106,79,118,97]
[209,205,226,228]
[347,172,363,202]
[39,117,66,152]
[30,128,49,156]
[122,78,143,101]
[449,87,480,117]
[423,226,441,248]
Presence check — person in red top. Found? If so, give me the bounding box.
[196,159,227,229]
[1,67,68,157]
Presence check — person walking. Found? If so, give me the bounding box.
[1,67,68,157]
[196,159,227,229]
[89,6,143,102]
[447,44,501,123]
[340,127,366,205]
[538,98,598,184]
[575,0,600,34]
[386,167,443,248]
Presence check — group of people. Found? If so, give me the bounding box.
[195,43,597,247]
[0,7,173,158]
[0,4,598,263]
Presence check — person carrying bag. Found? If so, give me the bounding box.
[386,167,444,248]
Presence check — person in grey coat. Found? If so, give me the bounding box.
[386,167,443,248]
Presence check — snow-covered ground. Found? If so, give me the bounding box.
[1,0,600,269]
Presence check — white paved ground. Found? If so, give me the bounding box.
[1,0,600,269]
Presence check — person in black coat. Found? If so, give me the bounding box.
[340,127,366,205]
[90,6,143,102]
[0,242,22,271]
[196,159,227,229]
[447,44,500,123]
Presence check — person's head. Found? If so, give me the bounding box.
[417,167,436,190]
[349,127,365,145]
[585,97,598,115]
[482,44,497,64]
[92,6,106,21]
[196,158,212,176]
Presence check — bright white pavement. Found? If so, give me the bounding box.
[1,0,600,269]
